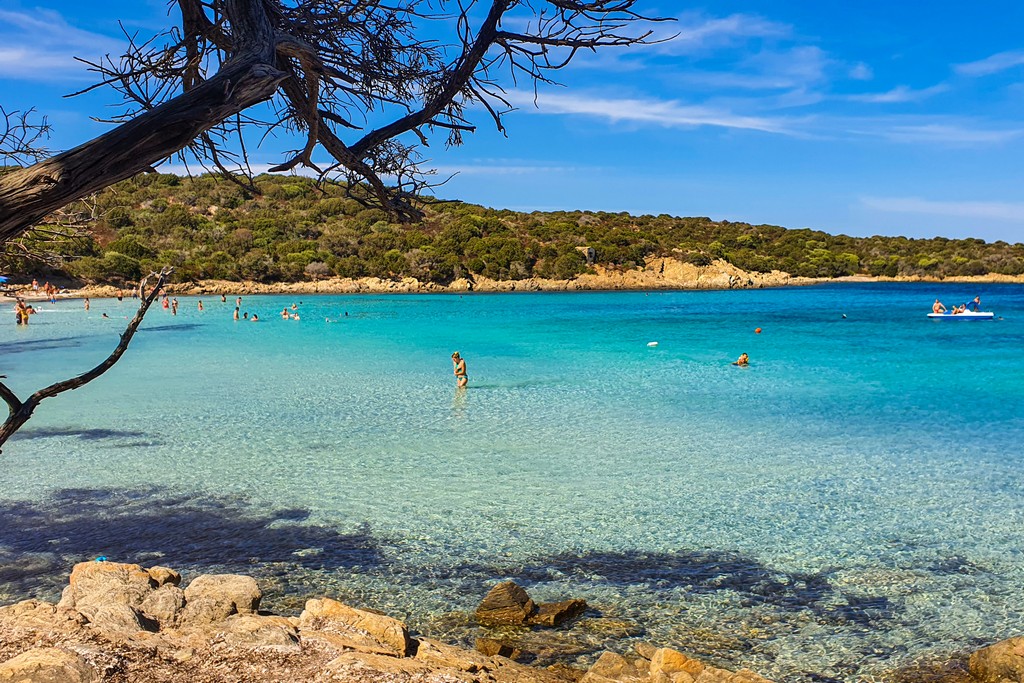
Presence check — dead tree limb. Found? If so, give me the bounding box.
[0,1,665,240]
[0,268,171,453]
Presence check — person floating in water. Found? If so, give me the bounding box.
[732,352,750,367]
[452,352,468,388]
[932,299,947,314]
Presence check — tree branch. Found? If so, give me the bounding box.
[0,268,172,453]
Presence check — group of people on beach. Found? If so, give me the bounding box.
[932,295,981,314]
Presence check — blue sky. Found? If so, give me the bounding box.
[2,2,1024,243]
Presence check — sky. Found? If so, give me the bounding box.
[2,2,1024,244]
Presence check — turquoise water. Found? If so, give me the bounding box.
[1,284,1023,681]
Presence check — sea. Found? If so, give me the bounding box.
[1,283,1022,682]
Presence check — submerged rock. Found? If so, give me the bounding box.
[476,581,588,628]
[530,599,588,627]
[477,581,538,626]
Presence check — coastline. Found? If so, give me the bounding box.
[11,257,1024,301]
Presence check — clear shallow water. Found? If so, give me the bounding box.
[1,283,1023,681]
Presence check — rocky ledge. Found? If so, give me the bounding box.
[0,561,780,683]
[2,561,1022,683]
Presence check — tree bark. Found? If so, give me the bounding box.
[0,59,285,243]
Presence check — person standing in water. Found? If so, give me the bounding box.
[451,352,468,388]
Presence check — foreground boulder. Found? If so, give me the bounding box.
[299,597,411,657]
[970,636,1024,683]
[0,647,96,683]
[180,574,261,626]
[57,562,154,616]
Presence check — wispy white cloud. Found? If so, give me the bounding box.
[0,8,123,81]
[871,122,1024,144]
[849,63,873,81]
[862,196,1024,223]
[848,83,949,103]
[505,90,799,135]
[954,50,1024,77]
[651,12,791,55]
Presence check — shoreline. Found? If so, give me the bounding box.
[9,257,1024,302]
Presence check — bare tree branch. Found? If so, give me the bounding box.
[0,1,666,241]
[0,268,172,453]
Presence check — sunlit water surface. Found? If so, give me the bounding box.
[2,283,1023,681]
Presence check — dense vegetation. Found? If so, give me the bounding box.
[5,173,1023,285]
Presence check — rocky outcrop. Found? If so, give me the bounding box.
[67,258,806,302]
[476,581,538,626]
[475,581,587,628]
[299,597,411,657]
[0,647,96,683]
[0,560,775,683]
[582,645,773,683]
[970,636,1024,682]
[179,574,261,626]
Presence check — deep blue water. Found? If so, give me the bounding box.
[1,283,1022,681]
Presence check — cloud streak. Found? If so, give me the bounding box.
[847,84,948,103]
[506,91,799,135]
[954,50,1024,77]
[862,196,1024,223]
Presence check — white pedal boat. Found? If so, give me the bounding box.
[927,310,994,320]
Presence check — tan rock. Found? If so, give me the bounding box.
[581,651,648,683]
[651,648,705,677]
[299,597,410,657]
[476,581,537,626]
[147,566,181,587]
[221,614,300,652]
[529,599,587,627]
[970,636,1024,683]
[415,638,492,671]
[58,561,155,612]
[85,603,149,635]
[0,647,97,683]
[326,651,445,678]
[139,585,185,627]
[476,637,523,660]
[0,600,87,633]
[180,574,261,626]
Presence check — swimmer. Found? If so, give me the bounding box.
[221,293,226,303]
[732,352,750,367]
[84,297,90,311]
[451,352,468,388]
[251,314,259,322]
[233,307,240,321]
[102,312,109,318]
[197,300,204,311]
[281,308,289,319]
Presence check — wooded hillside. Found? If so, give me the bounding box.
[4,173,1022,285]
